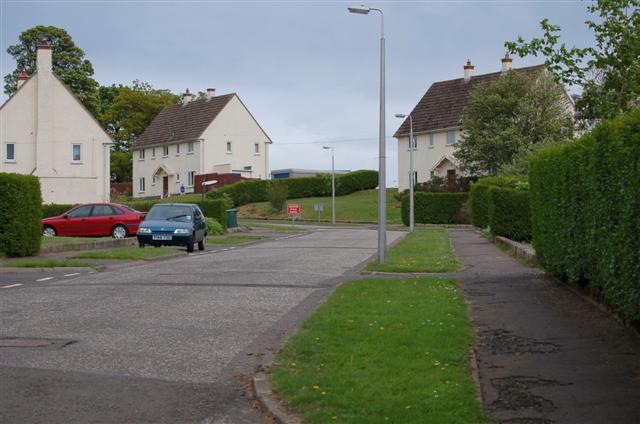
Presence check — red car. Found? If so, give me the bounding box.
[42,203,146,238]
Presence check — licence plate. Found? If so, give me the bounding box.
[152,235,172,241]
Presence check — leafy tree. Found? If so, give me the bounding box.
[506,0,640,124]
[455,70,573,175]
[4,25,99,114]
[110,150,133,183]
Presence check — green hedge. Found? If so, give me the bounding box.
[0,173,42,256]
[211,179,269,206]
[488,187,531,241]
[124,199,228,229]
[43,203,75,218]
[529,109,640,321]
[469,184,491,228]
[336,170,378,196]
[402,192,468,225]
[285,175,331,198]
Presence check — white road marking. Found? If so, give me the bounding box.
[64,273,80,277]
[36,277,54,282]
[1,284,22,289]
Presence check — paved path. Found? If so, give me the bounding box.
[449,228,640,424]
[0,228,403,424]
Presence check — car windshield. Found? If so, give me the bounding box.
[146,205,192,222]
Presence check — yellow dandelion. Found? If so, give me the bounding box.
[313,385,320,390]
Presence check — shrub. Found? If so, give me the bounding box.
[42,203,75,218]
[267,181,289,211]
[123,200,157,212]
[285,175,331,198]
[469,176,528,230]
[205,217,225,235]
[210,179,269,207]
[402,192,468,225]
[529,109,640,321]
[0,173,42,256]
[197,199,228,229]
[336,170,378,195]
[488,187,531,241]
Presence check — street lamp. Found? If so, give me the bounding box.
[348,4,386,263]
[323,146,336,224]
[395,113,414,233]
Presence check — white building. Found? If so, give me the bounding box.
[0,42,112,204]
[132,89,272,198]
[394,55,548,191]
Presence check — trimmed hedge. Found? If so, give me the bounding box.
[211,179,269,206]
[285,175,331,198]
[529,109,640,321]
[43,203,75,218]
[336,170,378,196]
[402,192,468,225]
[488,187,531,241]
[0,173,42,256]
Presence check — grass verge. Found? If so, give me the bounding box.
[3,259,99,268]
[206,235,269,245]
[271,278,488,424]
[41,236,103,246]
[69,247,183,260]
[366,228,460,273]
[241,221,307,232]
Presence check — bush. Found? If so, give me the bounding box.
[0,173,42,256]
[285,175,331,198]
[205,217,225,235]
[123,200,156,212]
[197,199,228,229]
[529,109,640,321]
[402,192,468,225]
[267,181,289,211]
[336,170,378,196]
[488,187,531,241]
[469,176,528,230]
[42,203,75,218]
[210,179,269,207]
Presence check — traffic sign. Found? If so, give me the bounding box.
[287,204,301,215]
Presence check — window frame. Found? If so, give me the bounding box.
[187,141,194,154]
[5,143,16,162]
[162,145,169,157]
[72,143,82,163]
[176,143,180,156]
[226,141,232,154]
[188,171,195,187]
[139,177,146,193]
[410,135,417,150]
[138,149,145,161]
[447,130,456,145]
[254,143,260,155]
[429,134,435,148]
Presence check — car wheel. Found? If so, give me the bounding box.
[198,239,205,251]
[111,225,128,239]
[42,226,56,237]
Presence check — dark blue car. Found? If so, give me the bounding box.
[137,203,207,252]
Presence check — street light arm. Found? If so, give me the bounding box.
[369,8,384,38]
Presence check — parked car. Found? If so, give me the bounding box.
[136,203,207,252]
[42,203,146,238]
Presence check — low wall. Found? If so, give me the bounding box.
[40,237,136,254]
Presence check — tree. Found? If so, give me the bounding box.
[4,25,99,114]
[454,70,573,175]
[506,0,640,124]
[110,150,133,183]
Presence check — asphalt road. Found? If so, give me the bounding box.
[1,228,403,424]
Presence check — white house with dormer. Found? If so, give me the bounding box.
[131,89,272,198]
[0,42,113,204]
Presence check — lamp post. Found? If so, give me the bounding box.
[323,146,336,224]
[348,4,386,263]
[395,113,414,232]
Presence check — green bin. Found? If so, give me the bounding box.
[226,208,238,228]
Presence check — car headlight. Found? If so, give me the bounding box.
[174,228,191,234]
[138,227,151,234]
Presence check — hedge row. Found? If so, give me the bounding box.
[124,199,229,229]
[401,192,468,225]
[0,173,42,256]
[529,109,640,321]
[43,203,75,218]
[211,170,378,207]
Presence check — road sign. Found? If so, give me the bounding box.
[313,203,324,212]
[287,204,301,215]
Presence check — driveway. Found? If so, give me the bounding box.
[1,228,403,424]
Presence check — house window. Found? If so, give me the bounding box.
[162,145,169,157]
[5,143,15,161]
[447,130,456,145]
[139,177,146,193]
[152,175,156,185]
[139,149,145,160]
[410,135,417,150]
[176,173,180,182]
[254,143,260,154]
[429,134,434,147]
[226,141,232,153]
[176,143,180,155]
[188,171,195,187]
[187,142,194,153]
[152,147,156,158]
[430,170,435,179]
[72,144,82,162]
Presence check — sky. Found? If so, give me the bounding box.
[0,0,594,186]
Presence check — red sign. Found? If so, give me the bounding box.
[287,204,301,215]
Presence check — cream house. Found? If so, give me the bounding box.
[394,54,554,191]
[132,89,271,198]
[0,42,112,203]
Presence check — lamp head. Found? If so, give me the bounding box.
[348,5,370,14]
[395,113,406,118]
[323,146,331,150]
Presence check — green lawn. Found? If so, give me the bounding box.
[69,247,183,260]
[3,259,99,268]
[271,278,488,424]
[366,228,460,273]
[240,221,308,232]
[41,236,103,246]
[238,189,402,224]
[206,235,269,245]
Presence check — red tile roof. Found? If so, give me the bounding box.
[393,65,545,137]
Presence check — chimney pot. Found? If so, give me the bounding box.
[463,59,474,82]
[206,88,216,100]
[17,69,29,89]
[182,88,193,105]
[501,52,513,73]
[37,41,51,50]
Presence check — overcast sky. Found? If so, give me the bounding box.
[1,0,593,186]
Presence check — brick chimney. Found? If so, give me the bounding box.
[464,59,474,82]
[501,52,513,73]
[17,69,29,89]
[182,88,193,105]
[206,88,216,100]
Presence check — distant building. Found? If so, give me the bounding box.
[0,42,113,204]
[132,89,272,198]
[271,168,350,179]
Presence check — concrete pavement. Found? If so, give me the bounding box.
[1,227,403,423]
